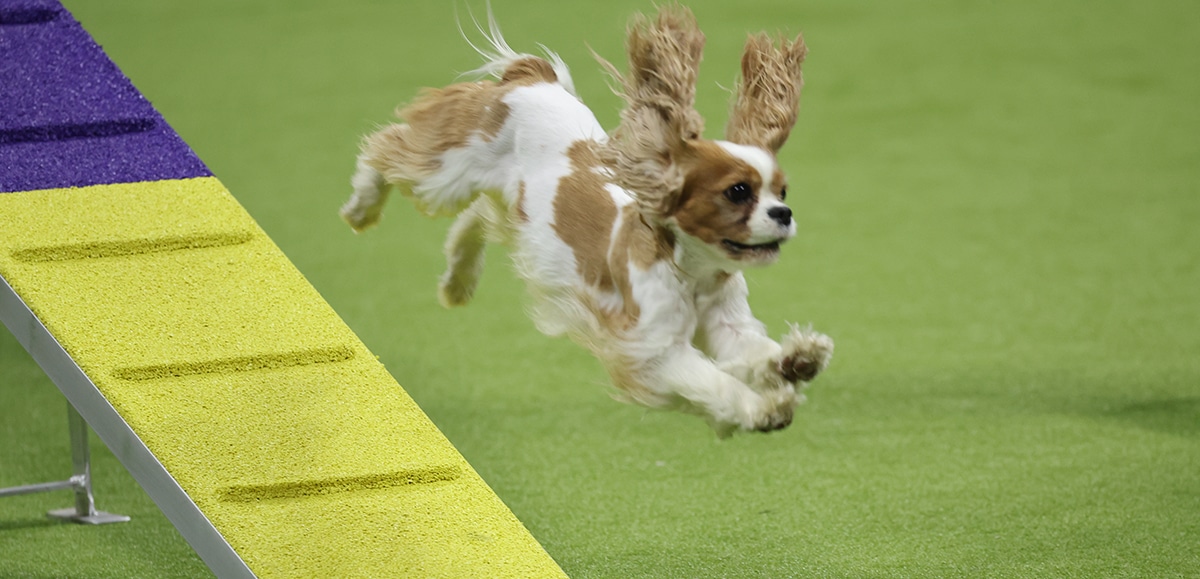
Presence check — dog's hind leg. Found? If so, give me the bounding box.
[438,195,501,307]
[341,154,395,232]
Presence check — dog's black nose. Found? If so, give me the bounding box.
[768,206,792,227]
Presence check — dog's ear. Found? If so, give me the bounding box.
[725,32,807,154]
[598,4,705,217]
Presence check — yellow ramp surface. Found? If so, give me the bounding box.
[0,177,567,578]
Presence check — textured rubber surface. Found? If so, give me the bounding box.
[0,0,209,192]
[0,177,568,578]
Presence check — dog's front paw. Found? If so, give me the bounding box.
[748,387,799,433]
[708,387,798,438]
[777,323,834,383]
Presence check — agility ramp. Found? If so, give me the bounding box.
[0,2,568,577]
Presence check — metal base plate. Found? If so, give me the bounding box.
[48,508,130,525]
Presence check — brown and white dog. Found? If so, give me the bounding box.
[341,5,833,436]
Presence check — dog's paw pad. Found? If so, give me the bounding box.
[778,323,834,383]
[780,355,821,383]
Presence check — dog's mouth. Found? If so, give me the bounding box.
[721,238,784,258]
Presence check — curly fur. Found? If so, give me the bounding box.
[596,5,707,217]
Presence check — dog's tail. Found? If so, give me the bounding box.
[459,4,576,97]
[340,8,571,231]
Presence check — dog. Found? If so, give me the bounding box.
[340,5,833,436]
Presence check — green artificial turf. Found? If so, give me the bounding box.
[3,0,1198,577]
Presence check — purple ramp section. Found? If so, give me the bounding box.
[0,0,210,193]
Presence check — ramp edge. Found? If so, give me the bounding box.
[0,272,257,579]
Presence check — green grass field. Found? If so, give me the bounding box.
[3,0,1198,577]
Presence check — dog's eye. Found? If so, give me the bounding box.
[723,182,753,204]
[780,186,788,201]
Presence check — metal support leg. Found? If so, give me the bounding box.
[47,402,130,524]
[0,401,129,524]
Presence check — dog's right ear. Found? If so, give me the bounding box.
[598,4,706,217]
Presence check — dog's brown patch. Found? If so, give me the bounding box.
[476,98,512,141]
[404,82,510,145]
[614,205,675,271]
[606,205,677,329]
[672,140,761,245]
[513,181,529,223]
[362,82,512,190]
[362,57,558,194]
[771,169,787,198]
[553,143,682,332]
[501,57,558,85]
[553,141,618,292]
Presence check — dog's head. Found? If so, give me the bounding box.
[670,139,794,267]
[601,8,807,271]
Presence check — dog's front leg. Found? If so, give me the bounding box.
[697,273,833,392]
[633,344,798,436]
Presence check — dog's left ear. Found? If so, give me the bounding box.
[725,33,807,153]
[598,5,706,217]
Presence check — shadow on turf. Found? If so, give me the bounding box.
[1107,397,1200,437]
[0,517,60,532]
